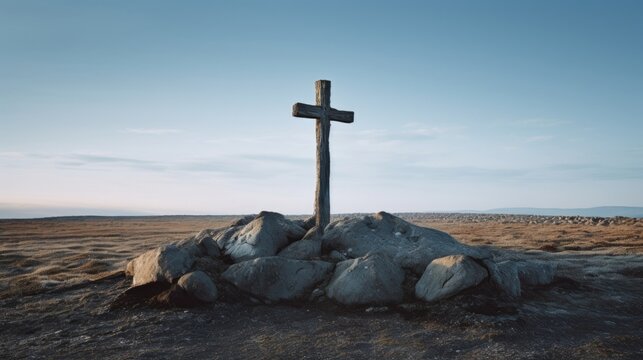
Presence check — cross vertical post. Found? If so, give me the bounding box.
[292,80,354,235]
[315,80,331,236]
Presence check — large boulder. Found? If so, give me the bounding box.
[221,257,334,301]
[326,252,405,305]
[177,271,218,302]
[214,211,307,262]
[125,244,194,286]
[322,212,488,274]
[415,255,488,302]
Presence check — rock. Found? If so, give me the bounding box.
[415,255,488,302]
[516,260,557,286]
[277,227,322,260]
[483,259,521,298]
[329,250,348,262]
[125,244,194,286]
[172,229,222,259]
[303,216,317,230]
[173,236,204,258]
[326,252,405,305]
[322,212,488,274]
[110,282,171,309]
[309,288,325,301]
[177,271,218,302]
[195,230,221,258]
[221,257,334,301]
[230,215,256,227]
[191,256,227,277]
[277,238,321,260]
[215,211,307,262]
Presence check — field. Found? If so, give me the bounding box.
[1,214,642,359]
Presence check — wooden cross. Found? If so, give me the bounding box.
[293,80,354,235]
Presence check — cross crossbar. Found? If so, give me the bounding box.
[292,103,354,123]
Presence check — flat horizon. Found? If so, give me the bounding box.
[2,203,642,220]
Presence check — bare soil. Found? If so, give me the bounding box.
[1,214,642,359]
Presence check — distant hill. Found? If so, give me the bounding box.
[481,206,643,218]
[0,204,150,219]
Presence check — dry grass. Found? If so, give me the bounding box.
[415,220,643,254]
[0,216,233,298]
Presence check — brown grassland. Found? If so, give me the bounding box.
[1,214,642,359]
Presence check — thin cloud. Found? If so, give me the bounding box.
[123,128,183,135]
[50,152,307,178]
[65,154,168,171]
[349,124,461,146]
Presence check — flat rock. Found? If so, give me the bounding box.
[125,244,194,286]
[221,256,334,301]
[516,260,557,286]
[322,212,489,274]
[415,255,488,302]
[177,271,218,302]
[326,252,405,305]
[214,211,306,262]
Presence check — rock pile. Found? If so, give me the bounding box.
[398,213,641,226]
[120,211,557,307]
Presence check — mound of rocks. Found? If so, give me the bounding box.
[119,211,557,308]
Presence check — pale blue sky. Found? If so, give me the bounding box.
[1,0,642,216]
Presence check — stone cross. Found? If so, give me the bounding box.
[293,80,354,235]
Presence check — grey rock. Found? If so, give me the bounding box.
[278,226,322,260]
[516,260,557,286]
[326,252,405,305]
[125,244,194,286]
[215,211,307,262]
[309,288,325,301]
[322,212,489,274]
[221,257,334,301]
[173,229,222,259]
[302,226,319,240]
[483,259,521,298]
[415,255,488,302]
[303,216,317,230]
[230,215,256,227]
[177,270,218,302]
[195,229,221,258]
[192,256,227,276]
[329,250,348,262]
[278,238,321,260]
[173,236,204,258]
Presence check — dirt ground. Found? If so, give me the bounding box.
[1,214,642,359]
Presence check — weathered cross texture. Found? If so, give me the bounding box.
[293,80,354,235]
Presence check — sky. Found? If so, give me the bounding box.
[1,0,642,217]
